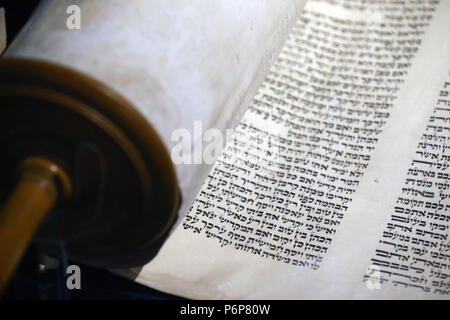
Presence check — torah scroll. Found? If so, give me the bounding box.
[5,0,307,222]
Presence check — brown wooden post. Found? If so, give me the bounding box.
[0,157,71,293]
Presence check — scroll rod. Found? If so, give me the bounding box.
[0,156,72,292]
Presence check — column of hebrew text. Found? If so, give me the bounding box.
[364,74,450,296]
[181,0,440,271]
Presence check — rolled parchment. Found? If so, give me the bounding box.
[5,0,306,222]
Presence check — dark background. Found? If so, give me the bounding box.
[0,0,41,49]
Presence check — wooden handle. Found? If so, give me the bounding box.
[0,157,71,293]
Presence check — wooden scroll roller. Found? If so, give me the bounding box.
[0,59,180,292]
